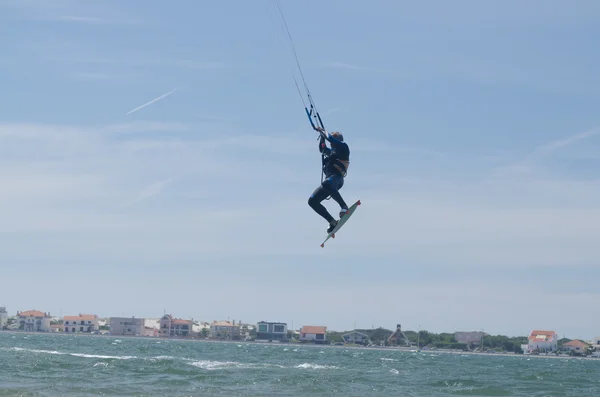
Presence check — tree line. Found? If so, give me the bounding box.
[326,327,531,353]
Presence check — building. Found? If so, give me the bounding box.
[343,330,370,345]
[109,317,145,336]
[50,324,64,333]
[144,326,159,337]
[210,320,241,340]
[388,324,410,346]
[17,310,52,332]
[0,306,7,329]
[562,340,589,355]
[160,314,193,337]
[299,325,327,343]
[592,337,600,357]
[256,321,288,341]
[527,330,558,353]
[63,314,99,333]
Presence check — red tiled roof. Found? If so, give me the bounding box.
[19,310,47,317]
[564,340,588,348]
[301,326,327,334]
[64,314,98,321]
[528,330,556,341]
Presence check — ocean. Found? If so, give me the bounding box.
[1,332,599,396]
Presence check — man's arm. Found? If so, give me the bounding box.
[326,133,343,148]
[315,127,343,147]
[319,134,331,155]
[315,127,331,154]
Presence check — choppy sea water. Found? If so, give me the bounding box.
[1,332,599,396]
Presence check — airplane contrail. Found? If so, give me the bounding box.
[125,89,177,116]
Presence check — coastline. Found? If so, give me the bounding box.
[1,329,596,362]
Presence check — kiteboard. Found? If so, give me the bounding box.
[320,199,361,248]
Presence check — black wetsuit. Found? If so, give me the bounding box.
[308,133,350,224]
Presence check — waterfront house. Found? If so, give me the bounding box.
[0,306,7,329]
[160,314,192,337]
[562,340,590,355]
[109,317,145,336]
[527,330,558,353]
[388,324,409,346]
[63,314,99,333]
[342,330,370,345]
[592,337,600,357]
[144,326,159,337]
[299,325,327,343]
[210,320,241,340]
[256,321,288,341]
[17,310,52,332]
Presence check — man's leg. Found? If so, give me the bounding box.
[308,184,336,225]
[323,175,348,215]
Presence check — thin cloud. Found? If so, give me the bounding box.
[493,126,600,177]
[323,61,363,70]
[530,127,600,158]
[321,61,406,77]
[171,60,225,69]
[125,89,177,116]
[323,108,342,116]
[73,72,112,80]
[122,178,174,207]
[59,15,106,23]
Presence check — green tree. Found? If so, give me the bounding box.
[326,331,344,343]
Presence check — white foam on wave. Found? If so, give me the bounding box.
[11,347,136,360]
[188,360,286,371]
[151,355,178,361]
[380,358,398,362]
[295,363,338,370]
[189,360,243,370]
[389,368,399,374]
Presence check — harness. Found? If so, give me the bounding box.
[323,154,349,178]
[333,159,349,178]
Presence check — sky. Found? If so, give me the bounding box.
[1,0,599,340]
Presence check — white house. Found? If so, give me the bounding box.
[17,310,52,332]
[343,330,369,345]
[109,317,145,336]
[0,306,7,329]
[209,320,241,339]
[592,337,600,357]
[160,314,193,337]
[300,325,327,343]
[562,340,589,355]
[63,314,99,333]
[256,321,288,341]
[527,330,558,353]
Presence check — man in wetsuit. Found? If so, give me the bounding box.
[308,127,350,233]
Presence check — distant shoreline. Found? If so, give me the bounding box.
[1,330,597,361]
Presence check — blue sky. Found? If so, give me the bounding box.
[1,0,600,340]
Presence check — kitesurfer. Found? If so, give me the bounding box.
[308,127,350,233]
